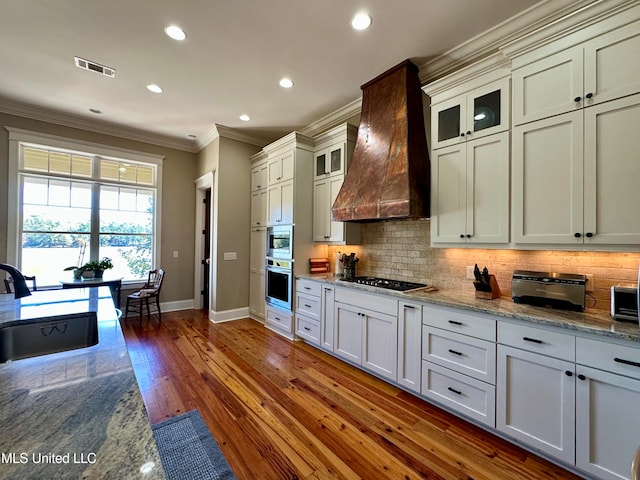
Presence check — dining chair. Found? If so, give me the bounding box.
[4,275,37,294]
[124,269,165,323]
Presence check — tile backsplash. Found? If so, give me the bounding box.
[326,219,640,312]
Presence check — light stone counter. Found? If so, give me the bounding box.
[297,274,640,344]
[0,287,165,479]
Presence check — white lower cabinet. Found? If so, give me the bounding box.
[334,287,398,382]
[397,301,422,393]
[575,337,640,480]
[421,305,497,428]
[422,360,496,427]
[320,285,335,351]
[295,279,322,345]
[496,344,576,464]
[265,305,293,339]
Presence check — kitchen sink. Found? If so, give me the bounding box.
[0,312,98,363]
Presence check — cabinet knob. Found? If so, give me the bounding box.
[459,234,465,239]
[574,232,582,238]
[460,132,465,137]
[578,374,586,381]
[465,234,471,238]
[466,131,472,135]
[585,232,593,238]
[574,96,582,102]
[565,370,573,377]
[585,92,593,99]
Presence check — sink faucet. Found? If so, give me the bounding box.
[0,263,32,299]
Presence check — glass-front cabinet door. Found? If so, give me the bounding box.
[314,144,344,180]
[431,78,510,149]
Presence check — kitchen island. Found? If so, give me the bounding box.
[0,287,165,480]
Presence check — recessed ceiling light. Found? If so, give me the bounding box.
[146,84,163,93]
[351,13,372,31]
[164,25,187,41]
[89,108,102,114]
[186,134,197,139]
[239,114,251,122]
[279,78,294,89]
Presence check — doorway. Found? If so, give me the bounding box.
[202,188,211,311]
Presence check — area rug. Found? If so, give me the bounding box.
[152,410,236,480]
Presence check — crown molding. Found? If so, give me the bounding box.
[0,96,199,153]
[196,123,268,151]
[300,98,362,138]
[418,0,598,84]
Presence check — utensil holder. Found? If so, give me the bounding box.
[343,265,356,281]
[474,275,501,300]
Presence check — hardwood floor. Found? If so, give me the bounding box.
[122,310,584,480]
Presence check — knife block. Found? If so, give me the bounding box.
[474,275,501,300]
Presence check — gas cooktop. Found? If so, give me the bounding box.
[343,276,428,292]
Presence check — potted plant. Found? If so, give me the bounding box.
[64,257,113,279]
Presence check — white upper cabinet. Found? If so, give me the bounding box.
[512,18,640,125]
[251,161,268,192]
[431,132,510,245]
[267,150,294,185]
[314,143,345,181]
[430,78,510,150]
[513,93,640,245]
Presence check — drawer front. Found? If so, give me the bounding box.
[498,322,575,361]
[423,326,496,384]
[423,304,496,342]
[576,337,640,380]
[334,287,397,316]
[296,279,321,297]
[295,292,321,320]
[421,360,496,428]
[295,313,320,345]
[266,307,293,335]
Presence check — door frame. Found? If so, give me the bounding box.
[194,171,216,311]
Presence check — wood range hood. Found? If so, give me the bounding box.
[332,59,431,222]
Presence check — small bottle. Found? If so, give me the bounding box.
[335,251,343,277]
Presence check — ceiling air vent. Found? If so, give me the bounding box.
[74,56,115,78]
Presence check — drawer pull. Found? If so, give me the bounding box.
[448,349,463,356]
[447,387,462,395]
[523,337,543,344]
[275,317,281,321]
[404,305,415,309]
[304,327,311,331]
[323,287,332,291]
[304,304,312,308]
[448,320,463,326]
[614,357,640,369]
[304,286,311,290]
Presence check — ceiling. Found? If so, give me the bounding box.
[0,0,545,151]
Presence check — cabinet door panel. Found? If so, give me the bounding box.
[584,21,640,106]
[334,304,362,364]
[583,94,640,244]
[467,132,510,244]
[576,365,640,480]
[321,285,335,351]
[431,144,466,243]
[363,310,397,381]
[251,190,267,227]
[280,180,294,225]
[496,345,575,464]
[328,176,345,242]
[398,302,422,393]
[313,179,329,241]
[512,112,584,244]
[513,46,583,125]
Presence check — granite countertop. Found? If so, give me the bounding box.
[0,287,165,480]
[297,274,640,344]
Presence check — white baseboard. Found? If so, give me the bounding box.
[209,307,249,323]
[160,299,195,312]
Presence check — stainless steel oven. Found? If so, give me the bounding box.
[266,225,293,259]
[265,258,293,311]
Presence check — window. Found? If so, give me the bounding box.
[7,128,163,287]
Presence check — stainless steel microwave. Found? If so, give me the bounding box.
[266,225,293,259]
